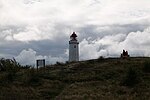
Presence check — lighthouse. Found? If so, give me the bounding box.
[69,32,79,62]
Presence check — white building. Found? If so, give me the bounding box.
[69,32,79,62]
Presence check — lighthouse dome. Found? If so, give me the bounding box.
[70,32,77,40]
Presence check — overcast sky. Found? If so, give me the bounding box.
[0,0,150,65]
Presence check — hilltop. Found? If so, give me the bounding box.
[0,57,150,100]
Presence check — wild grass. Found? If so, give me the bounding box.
[0,57,150,100]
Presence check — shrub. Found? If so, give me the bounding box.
[0,58,21,72]
[55,62,65,66]
[97,56,104,62]
[65,61,70,64]
[0,58,21,83]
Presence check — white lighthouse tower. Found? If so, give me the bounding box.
[69,32,79,62]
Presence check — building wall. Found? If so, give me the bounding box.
[69,40,79,62]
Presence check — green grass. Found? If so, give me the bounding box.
[0,57,150,100]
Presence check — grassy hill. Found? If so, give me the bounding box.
[0,57,150,100]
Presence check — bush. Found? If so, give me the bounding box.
[55,62,65,66]
[0,58,21,83]
[0,58,21,72]
[97,56,104,62]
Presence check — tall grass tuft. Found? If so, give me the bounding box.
[0,58,21,72]
[0,58,21,83]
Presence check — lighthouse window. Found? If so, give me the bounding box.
[74,45,76,48]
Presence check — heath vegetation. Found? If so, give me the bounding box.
[0,57,150,100]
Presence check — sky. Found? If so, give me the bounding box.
[0,0,150,65]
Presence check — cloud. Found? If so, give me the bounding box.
[79,34,125,60]
[119,27,150,57]
[15,49,37,65]
[0,0,150,65]
[79,40,108,60]
[15,48,66,65]
[80,27,150,59]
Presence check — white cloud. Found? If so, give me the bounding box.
[79,38,109,60]
[1,0,150,64]
[15,49,36,65]
[13,25,54,41]
[119,27,150,56]
[15,48,66,65]
[79,27,150,59]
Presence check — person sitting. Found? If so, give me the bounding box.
[121,49,129,58]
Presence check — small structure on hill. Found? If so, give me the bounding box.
[121,50,130,58]
[36,59,45,70]
[69,32,79,62]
